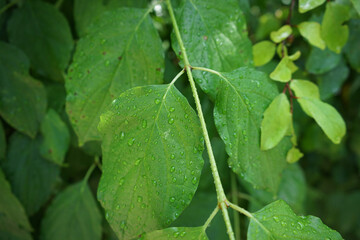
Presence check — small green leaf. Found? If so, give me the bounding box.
[253,41,276,67]
[299,0,326,13]
[270,25,292,43]
[255,13,281,41]
[142,227,208,240]
[248,200,343,240]
[40,109,70,166]
[288,51,301,61]
[97,85,204,239]
[0,42,47,138]
[2,133,60,215]
[321,2,350,53]
[261,93,291,151]
[214,67,290,194]
[306,46,341,74]
[298,21,326,50]
[0,121,5,160]
[171,0,253,99]
[286,147,304,163]
[40,182,102,240]
[66,8,164,145]
[269,57,292,82]
[7,0,73,81]
[0,168,33,240]
[290,79,320,99]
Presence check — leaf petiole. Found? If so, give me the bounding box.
[202,206,219,230]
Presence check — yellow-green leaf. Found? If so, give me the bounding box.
[299,0,326,13]
[270,57,292,82]
[286,147,304,163]
[298,22,326,50]
[270,25,292,43]
[253,41,276,67]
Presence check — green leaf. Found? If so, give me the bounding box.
[172,0,253,99]
[261,93,291,151]
[0,42,47,138]
[214,67,290,194]
[40,109,70,166]
[344,19,360,72]
[1,133,60,215]
[40,182,102,240]
[289,79,320,99]
[142,227,207,240]
[290,80,346,144]
[97,85,204,239]
[321,2,350,54]
[248,200,343,240]
[298,21,326,50]
[350,0,360,14]
[299,0,326,13]
[269,57,292,82]
[306,46,341,74]
[288,51,301,61]
[270,25,292,43]
[66,8,164,145]
[286,147,304,163]
[255,13,281,41]
[0,168,33,240]
[0,121,5,160]
[7,0,73,81]
[253,41,276,67]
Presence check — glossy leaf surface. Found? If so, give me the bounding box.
[270,25,292,43]
[298,22,326,50]
[41,182,102,240]
[66,8,164,145]
[214,67,290,194]
[0,42,46,138]
[0,169,32,240]
[253,41,276,67]
[7,0,73,81]
[299,0,326,13]
[172,0,253,99]
[143,227,207,240]
[248,200,343,240]
[98,85,204,239]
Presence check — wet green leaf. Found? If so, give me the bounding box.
[298,21,326,50]
[214,67,290,194]
[66,8,164,145]
[1,133,60,215]
[269,57,292,82]
[41,182,102,240]
[7,0,73,81]
[172,0,253,99]
[0,42,47,138]
[299,0,326,13]
[97,85,204,239]
[261,93,291,151]
[270,25,292,43]
[321,2,350,53]
[306,47,341,74]
[253,41,276,67]
[0,168,33,240]
[40,109,70,166]
[286,147,304,163]
[142,227,207,240]
[248,200,343,240]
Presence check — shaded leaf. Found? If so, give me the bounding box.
[299,0,326,13]
[40,109,70,165]
[97,85,204,239]
[1,133,60,215]
[248,200,343,240]
[66,8,164,145]
[172,0,253,99]
[0,42,47,138]
[344,19,360,72]
[7,0,73,81]
[0,121,5,160]
[41,182,102,240]
[253,41,276,67]
[270,25,292,43]
[0,168,32,240]
[298,21,326,50]
[305,47,341,74]
[142,227,207,240]
[214,67,290,194]
[261,93,291,150]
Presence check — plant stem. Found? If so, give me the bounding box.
[165,1,234,239]
[0,1,16,15]
[203,206,219,230]
[81,161,96,192]
[231,173,241,240]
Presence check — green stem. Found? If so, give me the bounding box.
[231,173,241,240]
[0,1,16,15]
[94,156,103,171]
[165,1,234,239]
[203,206,219,230]
[81,161,96,192]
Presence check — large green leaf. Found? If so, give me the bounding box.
[321,2,350,54]
[172,0,253,99]
[299,0,326,13]
[7,0,73,81]
[305,47,341,74]
[0,121,5,160]
[97,84,204,239]
[248,200,343,240]
[40,109,70,166]
[41,182,102,240]
[0,42,47,138]
[0,168,33,240]
[142,227,208,239]
[344,19,360,72]
[66,8,164,145]
[213,67,290,194]
[1,133,60,215]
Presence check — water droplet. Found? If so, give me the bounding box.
[184,113,189,119]
[192,177,197,185]
[105,60,110,66]
[134,158,141,166]
[273,216,280,222]
[116,205,120,210]
[172,177,177,183]
[120,220,126,229]
[141,203,146,209]
[170,154,175,159]
[142,119,147,128]
[173,231,180,237]
[124,119,129,125]
[169,197,175,203]
[137,196,143,203]
[101,39,106,45]
[119,178,125,186]
[168,118,174,124]
[127,138,135,146]
[120,131,125,139]
[170,166,175,173]
[180,231,186,237]
[154,98,161,104]
[169,107,175,112]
